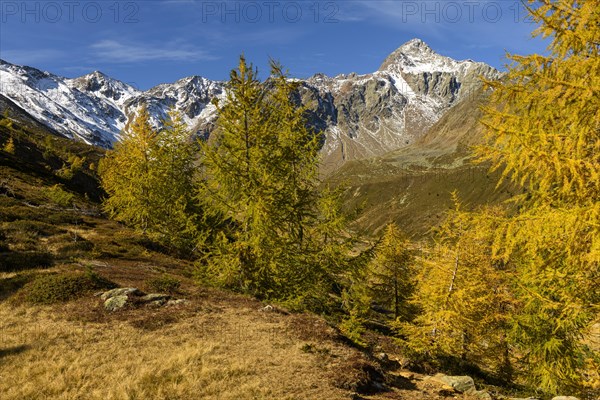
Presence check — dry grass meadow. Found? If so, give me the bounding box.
[0,273,355,400]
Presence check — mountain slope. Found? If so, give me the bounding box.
[1,101,504,400]
[0,39,500,173]
[328,89,518,237]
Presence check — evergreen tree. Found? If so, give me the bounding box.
[2,137,15,154]
[99,105,156,232]
[477,0,600,393]
[151,111,201,251]
[198,56,348,307]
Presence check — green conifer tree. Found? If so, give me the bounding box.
[99,105,156,232]
[198,56,348,307]
[367,223,414,321]
[2,137,15,154]
[400,200,514,379]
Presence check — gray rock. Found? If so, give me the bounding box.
[104,295,128,311]
[139,293,170,303]
[551,397,580,400]
[433,374,476,394]
[508,397,539,400]
[100,287,141,301]
[166,299,187,306]
[475,390,492,400]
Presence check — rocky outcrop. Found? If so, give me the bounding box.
[98,287,186,311]
[430,373,476,394]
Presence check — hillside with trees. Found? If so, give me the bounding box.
[0,1,598,399]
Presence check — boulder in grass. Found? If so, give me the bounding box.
[139,293,170,304]
[104,294,129,311]
[100,287,141,301]
[431,374,476,394]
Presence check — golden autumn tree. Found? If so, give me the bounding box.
[477,0,600,394]
[99,107,200,253]
[367,223,414,321]
[399,199,514,380]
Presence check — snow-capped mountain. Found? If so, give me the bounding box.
[0,59,226,147]
[0,39,500,171]
[302,39,500,171]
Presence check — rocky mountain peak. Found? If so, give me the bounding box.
[379,38,461,74]
[397,38,434,55]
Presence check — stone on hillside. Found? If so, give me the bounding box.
[166,299,187,306]
[139,293,170,303]
[375,352,389,363]
[475,390,492,400]
[433,374,476,394]
[104,294,128,311]
[551,397,579,400]
[99,287,185,311]
[508,397,539,400]
[100,287,141,301]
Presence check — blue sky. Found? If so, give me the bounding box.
[1,0,549,90]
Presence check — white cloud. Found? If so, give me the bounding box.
[90,40,217,63]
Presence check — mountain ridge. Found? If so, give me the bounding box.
[0,39,501,172]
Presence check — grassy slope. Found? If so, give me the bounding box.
[0,104,498,399]
[328,91,520,239]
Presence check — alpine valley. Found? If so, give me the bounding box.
[1,20,597,398]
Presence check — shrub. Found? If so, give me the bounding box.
[2,137,15,154]
[339,315,367,348]
[0,230,7,252]
[3,220,65,237]
[0,273,35,301]
[43,185,75,207]
[0,251,53,272]
[145,275,181,294]
[23,271,115,304]
[55,240,95,259]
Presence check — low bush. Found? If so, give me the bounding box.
[0,251,53,272]
[0,230,7,252]
[22,270,115,304]
[0,273,35,301]
[3,220,65,237]
[55,239,95,259]
[145,275,181,294]
[43,185,74,207]
[0,205,79,225]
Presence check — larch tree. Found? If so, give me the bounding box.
[99,105,156,232]
[197,56,348,308]
[367,223,414,321]
[477,0,599,393]
[151,111,201,252]
[99,107,199,253]
[399,200,514,380]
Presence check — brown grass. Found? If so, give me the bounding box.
[0,297,353,399]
